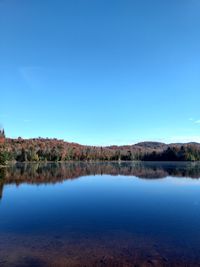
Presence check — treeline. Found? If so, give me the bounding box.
[0,129,6,165]
[0,138,139,163]
[0,137,200,163]
[143,145,200,161]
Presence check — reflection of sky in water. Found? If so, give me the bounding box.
[1,175,200,238]
[1,164,200,266]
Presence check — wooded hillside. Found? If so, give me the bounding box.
[1,132,200,163]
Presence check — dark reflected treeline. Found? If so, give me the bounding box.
[1,136,200,165]
[1,162,200,198]
[1,162,200,184]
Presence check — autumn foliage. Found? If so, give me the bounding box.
[1,132,200,163]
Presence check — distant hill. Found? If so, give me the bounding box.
[134,142,167,149]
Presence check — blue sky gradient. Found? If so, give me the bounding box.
[1,0,200,145]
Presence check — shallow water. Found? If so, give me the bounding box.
[1,162,200,266]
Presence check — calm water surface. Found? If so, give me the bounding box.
[1,162,200,266]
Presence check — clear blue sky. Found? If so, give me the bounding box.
[1,0,200,145]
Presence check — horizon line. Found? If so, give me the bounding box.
[3,135,200,147]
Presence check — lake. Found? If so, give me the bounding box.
[1,162,200,266]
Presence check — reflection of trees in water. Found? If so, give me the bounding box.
[0,162,200,186]
[0,168,6,199]
[0,162,200,200]
[0,183,3,199]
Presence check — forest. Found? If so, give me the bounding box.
[1,129,200,164]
